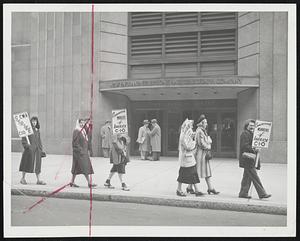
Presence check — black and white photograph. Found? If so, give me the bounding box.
[3,3,296,238]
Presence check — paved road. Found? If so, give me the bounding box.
[11,195,286,226]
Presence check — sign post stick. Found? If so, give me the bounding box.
[25,135,30,145]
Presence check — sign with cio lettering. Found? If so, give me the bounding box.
[112,109,128,135]
[13,112,34,137]
[252,120,272,148]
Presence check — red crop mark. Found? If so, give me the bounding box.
[23,182,71,214]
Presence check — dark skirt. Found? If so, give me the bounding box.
[177,165,200,184]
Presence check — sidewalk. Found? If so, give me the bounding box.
[10,152,287,215]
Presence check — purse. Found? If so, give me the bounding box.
[205,150,212,161]
[41,151,46,158]
[242,152,256,161]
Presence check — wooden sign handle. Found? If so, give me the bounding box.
[255,149,260,168]
[26,136,30,145]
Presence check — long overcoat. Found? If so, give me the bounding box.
[110,135,130,165]
[19,128,43,174]
[195,127,212,178]
[239,129,261,169]
[100,125,112,149]
[136,126,151,152]
[71,129,94,175]
[149,124,161,152]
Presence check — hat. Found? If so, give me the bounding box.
[143,119,149,124]
[151,119,157,123]
[105,120,111,124]
[197,114,206,125]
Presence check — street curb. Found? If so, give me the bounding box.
[11,188,287,216]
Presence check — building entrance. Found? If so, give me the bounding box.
[130,99,237,158]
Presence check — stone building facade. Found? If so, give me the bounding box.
[11,12,287,163]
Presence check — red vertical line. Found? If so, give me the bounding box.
[89,4,95,237]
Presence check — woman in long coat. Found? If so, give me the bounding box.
[70,119,97,188]
[136,120,151,160]
[19,116,46,185]
[192,114,219,195]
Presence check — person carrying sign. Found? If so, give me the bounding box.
[19,116,46,185]
[238,119,271,199]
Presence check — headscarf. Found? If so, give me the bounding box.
[179,118,195,151]
[75,119,88,141]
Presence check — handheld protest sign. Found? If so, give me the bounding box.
[252,120,272,169]
[112,109,128,135]
[13,112,33,144]
[252,120,272,149]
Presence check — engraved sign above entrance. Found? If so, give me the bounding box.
[99,76,259,91]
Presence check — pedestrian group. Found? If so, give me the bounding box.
[18,115,271,199]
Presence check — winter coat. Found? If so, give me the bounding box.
[149,124,161,152]
[19,128,43,174]
[100,125,112,149]
[71,129,94,175]
[136,125,151,152]
[178,134,196,168]
[239,129,261,169]
[195,127,213,178]
[110,135,130,165]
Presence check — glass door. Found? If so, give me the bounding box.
[166,111,182,156]
[220,112,236,153]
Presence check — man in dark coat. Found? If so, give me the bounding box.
[238,119,271,199]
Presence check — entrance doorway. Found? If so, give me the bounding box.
[131,109,236,158]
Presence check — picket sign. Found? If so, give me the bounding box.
[112,109,128,135]
[13,112,33,145]
[252,120,272,168]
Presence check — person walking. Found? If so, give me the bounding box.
[104,133,130,191]
[136,120,151,160]
[100,120,112,158]
[70,119,97,188]
[238,119,271,199]
[189,114,219,195]
[176,119,204,197]
[149,119,161,161]
[19,116,46,185]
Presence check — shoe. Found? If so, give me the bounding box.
[104,180,115,189]
[239,195,252,199]
[176,190,186,197]
[186,187,195,194]
[207,189,220,195]
[88,183,97,188]
[122,183,130,191]
[70,183,79,188]
[259,194,272,199]
[36,180,46,185]
[195,191,205,196]
[20,179,27,185]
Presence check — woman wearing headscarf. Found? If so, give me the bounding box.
[189,114,219,195]
[70,119,97,188]
[176,119,204,197]
[19,116,46,185]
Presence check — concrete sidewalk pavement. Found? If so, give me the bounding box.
[9,152,287,215]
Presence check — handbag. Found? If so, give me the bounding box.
[242,152,256,161]
[41,151,46,158]
[205,150,212,161]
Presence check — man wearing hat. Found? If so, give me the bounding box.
[136,120,151,160]
[100,120,112,158]
[149,119,161,161]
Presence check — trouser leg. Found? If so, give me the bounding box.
[239,168,251,196]
[247,168,267,198]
